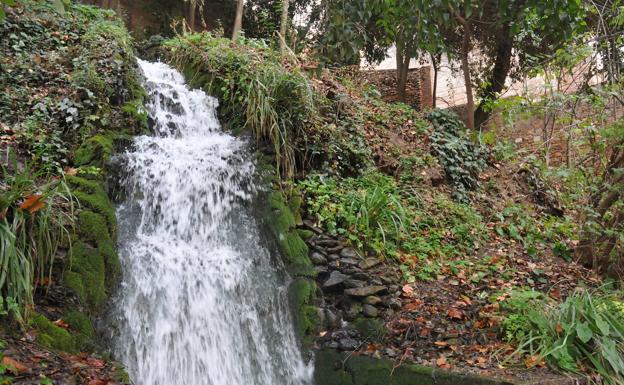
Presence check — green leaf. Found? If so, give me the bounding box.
[576,322,593,343]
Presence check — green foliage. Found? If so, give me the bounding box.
[166,32,316,177]
[0,161,75,317]
[0,0,16,21]
[427,109,488,202]
[299,170,487,263]
[502,289,624,384]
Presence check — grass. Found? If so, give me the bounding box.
[0,159,75,318]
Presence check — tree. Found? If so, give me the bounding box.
[279,0,289,53]
[232,0,244,40]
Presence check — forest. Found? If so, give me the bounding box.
[0,0,623,384]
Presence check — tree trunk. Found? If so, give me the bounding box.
[474,25,513,129]
[232,0,244,40]
[453,11,474,130]
[396,47,410,103]
[279,0,289,53]
[430,53,440,108]
[188,0,196,31]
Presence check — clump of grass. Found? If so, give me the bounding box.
[0,159,75,317]
[502,288,624,384]
[165,32,317,177]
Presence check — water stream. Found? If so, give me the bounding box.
[110,60,313,385]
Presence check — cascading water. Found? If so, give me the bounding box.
[111,59,313,385]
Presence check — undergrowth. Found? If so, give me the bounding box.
[502,288,624,384]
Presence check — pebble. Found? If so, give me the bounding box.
[344,285,387,297]
[310,252,327,265]
[358,257,381,270]
[340,247,358,258]
[323,271,349,289]
[362,304,379,317]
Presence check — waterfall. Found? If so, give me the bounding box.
[111,60,313,385]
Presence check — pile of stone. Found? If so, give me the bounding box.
[301,221,403,350]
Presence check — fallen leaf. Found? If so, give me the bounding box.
[53,319,70,329]
[436,356,447,366]
[447,307,464,320]
[402,284,414,296]
[2,356,29,374]
[20,194,45,214]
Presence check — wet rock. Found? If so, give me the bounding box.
[310,252,327,265]
[340,247,358,258]
[362,304,379,317]
[338,338,359,351]
[327,253,340,261]
[343,279,366,289]
[358,257,381,270]
[363,296,382,306]
[323,271,349,289]
[344,285,387,297]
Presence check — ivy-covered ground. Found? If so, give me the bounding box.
[1,1,145,383]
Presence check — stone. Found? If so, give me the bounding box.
[363,296,382,306]
[369,278,382,286]
[340,258,359,266]
[323,271,349,289]
[344,285,387,297]
[338,338,359,351]
[327,245,343,254]
[384,348,397,358]
[314,265,329,279]
[343,279,366,289]
[312,246,328,256]
[316,239,340,247]
[380,275,395,285]
[345,303,363,320]
[327,253,340,261]
[325,309,340,329]
[340,247,358,258]
[386,298,402,310]
[358,257,381,270]
[362,304,379,317]
[302,219,323,234]
[310,252,327,265]
[352,272,370,281]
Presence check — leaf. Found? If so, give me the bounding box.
[436,356,447,366]
[447,307,464,320]
[2,356,29,374]
[19,194,45,214]
[576,322,593,343]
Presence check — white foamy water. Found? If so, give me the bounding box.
[111,59,313,385]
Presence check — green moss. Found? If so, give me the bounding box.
[76,210,120,285]
[63,311,96,351]
[66,175,102,194]
[30,313,76,353]
[66,241,106,309]
[73,134,114,167]
[297,229,315,241]
[72,190,116,233]
[269,191,297,232]
[278,232,313,276]
[290,278,318,346]
[122,99,148,128]
[314,350,514,385]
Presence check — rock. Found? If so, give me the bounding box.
[340,247,358,258]
[363,296,382,305]
[302,219,323,234]
[424,166,445,187]
[338,338,359,351]
[380,275,395,285]
[312,246,328,256]
[314,265,329,279]
[358,257,381,270]
[325,309,340,329]
[386,298,402,310]
[344,285,387,297]
[310,252,327,265]
[326,340,339,349]
[343,279,366,289]
[345,303,363,320]
[369,278,382,286]
[385,348,397,358]
[340,257,359,266]
[351,272,370,281]
[327,245,343,254]
[316,239,340,247]
[362,304,379,317]
[327,254,340,261]
[323,271,349,289]
[389,284,399,293]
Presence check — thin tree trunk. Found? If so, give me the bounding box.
[474,25,513,129]
[396,46,410,102]
[452,9,474,130]
[188,0,196,31]
[279,0,289,53]
[232,0,244,40]
[430,53,440,108]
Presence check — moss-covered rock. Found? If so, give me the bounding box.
[351,317,387,340]
[314,349,515,385]
[73,134,114,168]
[63,311,96,351]
[65,241,106,309]
[30,313,76,353]
[290,278,319,346]
[67,175,117,234]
